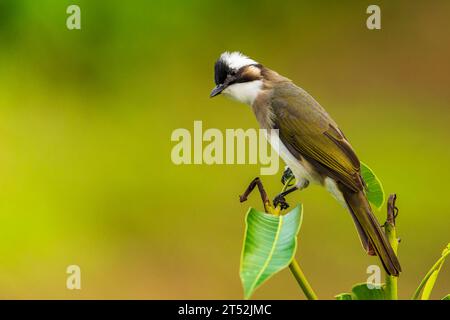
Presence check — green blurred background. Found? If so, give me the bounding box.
[0,0,449,299]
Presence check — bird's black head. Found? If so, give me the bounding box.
[210,51,262,98]
[214,58,232,86]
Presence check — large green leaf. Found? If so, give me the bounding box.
[412,244,450,300]
[240,205,302,299]
[335,283,386,300]
[360,162,385,210]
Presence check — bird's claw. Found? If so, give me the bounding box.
[273,194,290,210]
[281,167,294,185]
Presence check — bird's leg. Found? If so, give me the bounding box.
[273,186,298,210]
[273,177,309,210]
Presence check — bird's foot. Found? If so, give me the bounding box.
[273,194,290,210]
[281,166,294,186]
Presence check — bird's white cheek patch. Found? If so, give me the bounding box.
[223,80,263,106]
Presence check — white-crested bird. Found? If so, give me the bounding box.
[210,51,401,276]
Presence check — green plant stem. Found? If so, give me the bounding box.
[384,222,398,300]
[278,175,318,300]
[289,259,318,300]
[280,176,294,193]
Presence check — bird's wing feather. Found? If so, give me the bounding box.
[271,82,363,192]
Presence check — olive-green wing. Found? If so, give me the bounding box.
[271,83,363,192]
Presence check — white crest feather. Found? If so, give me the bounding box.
[220,51,258,70]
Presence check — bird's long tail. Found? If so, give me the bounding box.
[340,185,401,276]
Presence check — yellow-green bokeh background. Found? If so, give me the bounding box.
[0,0,449,299]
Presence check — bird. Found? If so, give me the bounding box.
[210,51,401,276]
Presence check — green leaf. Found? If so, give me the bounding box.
[421,261,445,300]
[336,283,386,300]
[240,205,302,299]
[360,161,385,210]
[442,294,450,300]
[351,283,386,300]
[335,293,353,300]
[412,244,450,300]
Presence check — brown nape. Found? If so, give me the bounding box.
[260,66,291,83]
[236,65,263,83]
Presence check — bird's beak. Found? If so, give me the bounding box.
[210,84,225,98]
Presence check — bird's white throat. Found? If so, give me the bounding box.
[223,80,263,106]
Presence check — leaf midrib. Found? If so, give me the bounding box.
[247,215,284,296]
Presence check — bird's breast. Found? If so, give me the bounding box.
[264,130,322,185]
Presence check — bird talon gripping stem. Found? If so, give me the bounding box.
[273,195,290,210]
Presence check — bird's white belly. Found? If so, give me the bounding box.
[324,177,347,208]
[265,130,321,185]
[265,130,348,208]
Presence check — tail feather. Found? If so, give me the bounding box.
[348,211,376,256]
[340,184,402,276]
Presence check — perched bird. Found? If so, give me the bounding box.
[210,51,401,276]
